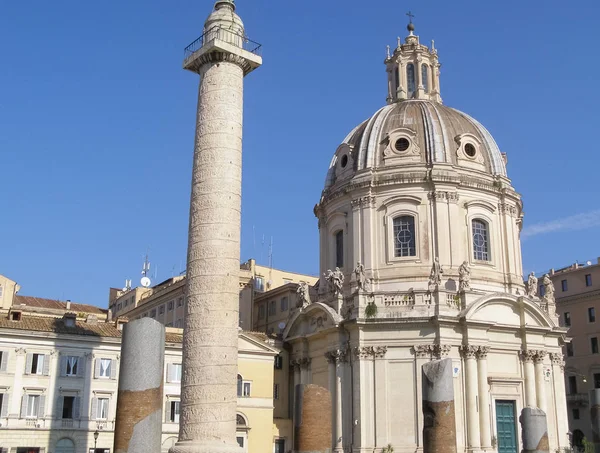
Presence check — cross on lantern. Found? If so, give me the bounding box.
[406,11,415,23]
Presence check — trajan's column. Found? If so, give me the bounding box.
[171,2,261,453]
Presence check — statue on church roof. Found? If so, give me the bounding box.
[428,257,444,289]
[458,261,471,292]
[296,281,311,309]
[325,268,344,295]
[526,272,538,298]
[542,274,555,303]
[354,261,371,292]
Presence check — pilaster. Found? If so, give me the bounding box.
[460,345,481,452]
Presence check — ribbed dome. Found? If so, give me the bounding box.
[324,100,507,190]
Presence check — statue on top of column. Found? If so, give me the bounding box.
[526,272,538,298]
[458,261,471,292]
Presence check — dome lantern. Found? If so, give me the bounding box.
[385,14,442,104]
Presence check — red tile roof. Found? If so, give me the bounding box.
[14,295,106,315]
[0,314,183,343]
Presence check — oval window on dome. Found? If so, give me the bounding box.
[394,138,410,152]
[464,143,477,158]
[340,154,348,168]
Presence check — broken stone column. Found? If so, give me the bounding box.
[294,384,333,453]
[590,389,600,453]
[519,407,549,453]
[114,318,165,453]
[422,358,456,453]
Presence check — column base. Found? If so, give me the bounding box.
[169,440,243,453]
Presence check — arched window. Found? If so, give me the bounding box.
[335,230,344,268]
[393,216,416,257]
[407,64,416,97]
[56,438,75,453]
[236,414,247,426]
[237,374,243,397]
[472,219,490,261]
[421,64,429,93]
[394,67,400,93]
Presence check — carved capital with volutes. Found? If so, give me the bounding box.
[549,352,565,370]
[354,346,374,360]
[413,344,433,359]
[533,350,547,364]
[433,344,451,359]
[459,345,478,359]
[520,350,537,363]
[373,346,388,359]
[476,346,490,360]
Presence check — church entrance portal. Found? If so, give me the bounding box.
[495,400,518,453]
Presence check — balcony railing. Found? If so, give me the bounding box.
[567,393,589,406]
[183,26,262,65]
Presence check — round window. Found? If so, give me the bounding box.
[340,154,348,168]
[464,143,476,158]
[394,138,410,152]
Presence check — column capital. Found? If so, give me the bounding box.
[533,350,547,364]
[549,352,565,369]
[354,346,380,360]
[325,349,347,364]
[413,344,433,359]
[15,347,26,356]
[476,346,490,359]
[433,344,451,359]
[520,349,537,363]
[374,346,388,359]
[459,345,478,359]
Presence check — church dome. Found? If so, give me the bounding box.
[324,100,506,190]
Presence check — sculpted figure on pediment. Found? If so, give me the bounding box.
[526,272,538,298]
[296,282,311,309]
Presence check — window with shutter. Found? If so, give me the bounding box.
[170,401,180,423]
[73,397,81,419]
[98,359,112,378]
[110,359,117,379]
[91,398,98,420]
[60,356,67,377]
[42,354,50,375]
[38,395,46,418]
[0,393,9,417]
[25,354,33,375]
[0,350,7,372]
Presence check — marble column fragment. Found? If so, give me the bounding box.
[590,389,600,453]
[114,319,165,453]
[520,407,549,453]
[422,358,457,453]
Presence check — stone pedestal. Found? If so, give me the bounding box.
[114,319,165,453]
[422,358,457,453]
[519,407,549,453]
[294,384,333,453]
[590,389,600,453]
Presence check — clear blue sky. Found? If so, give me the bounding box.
[2,0,599,307]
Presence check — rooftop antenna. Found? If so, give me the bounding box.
[267,236,274,290]
[140,252,152,288]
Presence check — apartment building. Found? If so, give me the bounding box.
[550,258,600,448]
[108,259,317,332]
[0,274,288,453]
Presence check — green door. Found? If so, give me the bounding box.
[496,400,518,453]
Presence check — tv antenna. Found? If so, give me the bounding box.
[141,252,152,287]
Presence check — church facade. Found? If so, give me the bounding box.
[283,22,569,453]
